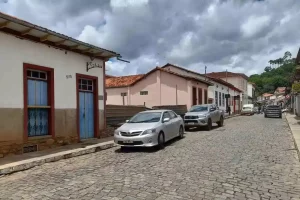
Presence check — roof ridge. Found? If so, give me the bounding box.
[108,74,145,78]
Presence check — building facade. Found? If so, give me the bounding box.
[0,12,119,157]
[247,82,256,104]
[106,67,213,110]
[207,72,249,106]
[161,64,242,113]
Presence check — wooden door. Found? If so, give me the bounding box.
[192,87,197,106]
[198,88,203,105]
[79,78,95,139]
[204,89,208,104]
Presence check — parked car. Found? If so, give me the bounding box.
[114,110,184,149]
[184,104,224,131]
[241,104,255,115]
[264,105,282,118]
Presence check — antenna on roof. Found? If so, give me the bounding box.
[117,55,130,63]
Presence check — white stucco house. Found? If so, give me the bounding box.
[207,71,249,106]
[0,12,120,157]
[247,82,256,104]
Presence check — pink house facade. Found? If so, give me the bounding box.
[161,64,243,113]
[106,67,213,110]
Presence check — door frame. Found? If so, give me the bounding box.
[76,73,99,141]
[23,63,55,141]
[198,88,203,105]
[192,87,197,106]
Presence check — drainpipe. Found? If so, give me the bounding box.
[127,86,130,105]
[176,84,178,105]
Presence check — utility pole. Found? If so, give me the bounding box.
[225,69,230,114]
[205,66,207,81]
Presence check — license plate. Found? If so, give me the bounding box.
[188,122,194,125]
[123,140,133,144]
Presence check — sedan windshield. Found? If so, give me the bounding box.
[128,112,162,123]
[189,106,208,112]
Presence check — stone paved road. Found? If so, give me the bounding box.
[0,115,300,200]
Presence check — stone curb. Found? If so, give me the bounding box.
[225,114,240,119]
[0,141,115,176]
[284,113,300,161]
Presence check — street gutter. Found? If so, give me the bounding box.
[0,141,115,176]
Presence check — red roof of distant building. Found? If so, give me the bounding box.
[276,87,286,93]
[207,76,243,92]
[263,93,273,97]
[105,67,213,88]
[106,74,145,88]
[161,63,242,92]
[207,71,248,80]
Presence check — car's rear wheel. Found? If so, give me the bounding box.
[206,118,212,131]
[217,116,224,127]
[178,126,184,139]
[157,132,165,149]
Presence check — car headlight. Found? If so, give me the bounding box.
[114,130,120,135]
[141,129,156,135]
[198,114,207,118]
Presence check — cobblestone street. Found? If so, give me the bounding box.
[0,115,299,200]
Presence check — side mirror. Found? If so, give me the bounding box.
[163,118,170,123]
[209,108,215,112]
[125,120,129,123]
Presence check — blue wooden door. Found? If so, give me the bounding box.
[79,79,94,139]
[27,70,49,137]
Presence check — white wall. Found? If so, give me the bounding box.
[0,31,104,109]
[247,83,253,98]
[106,87,128,105]
[208,83,240,112]
[129,71,160,108]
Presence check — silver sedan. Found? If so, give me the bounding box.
[114,110,184,149]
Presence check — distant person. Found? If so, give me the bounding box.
[227,106,231,116]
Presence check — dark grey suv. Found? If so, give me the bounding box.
[264,105,282,118]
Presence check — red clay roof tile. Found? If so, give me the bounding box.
[207,72,248,80]
[105,66,213,88]
[105,74,144,88]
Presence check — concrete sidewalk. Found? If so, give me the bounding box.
[0,137,115,175]
[285,113,300,159]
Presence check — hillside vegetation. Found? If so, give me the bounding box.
[248,51,296,95]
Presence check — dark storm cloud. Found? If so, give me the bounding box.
[1,0,300,75]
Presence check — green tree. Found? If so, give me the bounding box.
[264,66,272,72]
[249,51,296,95]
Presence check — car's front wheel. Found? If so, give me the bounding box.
[178,126,184,139]
[206,118,212,131]
[157,132,165,149]
[217,116,224,127]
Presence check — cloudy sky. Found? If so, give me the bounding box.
[0,0,299,76]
